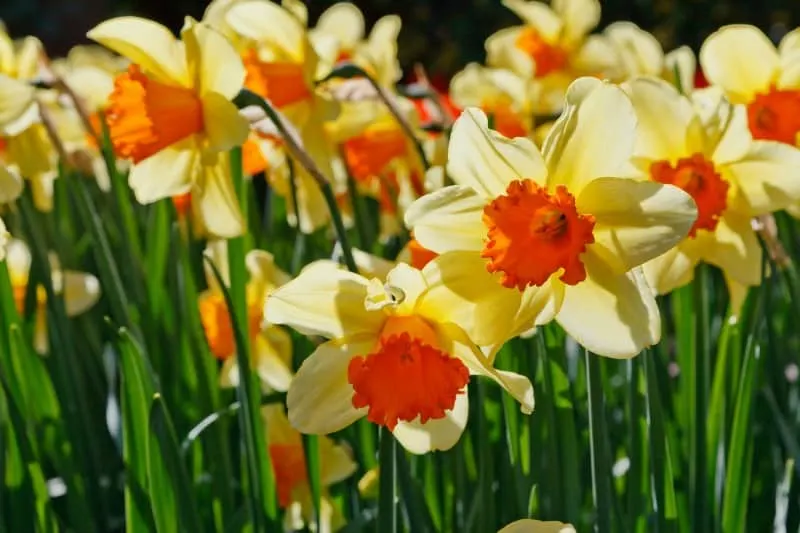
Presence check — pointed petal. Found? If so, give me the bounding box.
[605,22,664,78]
[286,338,373,434]
[87,16,188,85]
[579,178,697,273]
[724,141,800,216]
[553,0,600,45]
[699,25,779,104]
[447,107,547,198]
[201,93,250,153]
[0,165,23,204]
[556,254,660,358]
[404,185,486,254]
[265,261,385,339]
[196,155,245,238]
[642,244,699,295]
[664,46,696,95]
[502,0,563,42]
[128,139,195,203]
[226,0,306,62]
[315,2,365,49]
[253,331,294,392]
[392,391,468,454]
[182,18,244,98]
[543,78,637,195]
[385,263,428,315]
[0,74,35,132]
[696,213,762,286]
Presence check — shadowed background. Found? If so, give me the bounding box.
[2,0,799,85]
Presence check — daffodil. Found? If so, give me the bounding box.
[265,260,535,453]
[700,25,800,146]
[603,21,696,94]
[6,239,100,354]
[87,16,251,238]
[450,63,538,139]
[485,0,618,114]
[623,77,800,306]
[0,163,23,261]
[198,241,293,391]
[262,405,356,532]
[222,0,341,234]
[405,78,698,357]
[498,519,577,533]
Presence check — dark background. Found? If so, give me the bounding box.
[2,0,799,85]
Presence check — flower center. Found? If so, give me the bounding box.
[242,48,312,108]
[747,88,800,145]
[106,65,204,163]
[347,315,469,430]
[268,442,308,508]
[650,153,728,237]
[407,236,438,270]
[482,179,595,290]
[343,124,408,183]
[514,27,568,78]
[482,99,528,139]
[198,291,262,359]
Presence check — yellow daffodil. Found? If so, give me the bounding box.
[6,239,100,354]
[222,0,341,234]
[498,519,577,533]
[265,260,534,454]
[700,24,800,147]
[0,163,23,261]
[198,241,293,391]
[263,405,356,532]
[624,77,800,305]
[450,63,538,140]
[87,16,251,238]
[405,78,698,357]
[603,21,696,94]
[485,0,618,114]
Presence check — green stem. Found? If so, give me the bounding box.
[378,427,398,533]
[692,266,710,531]
[586,350,612,533]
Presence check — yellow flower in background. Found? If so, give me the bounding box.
[450,63,538,139]
[624,77,800,307]
[700,25,800,146]
[498,519,577,533]
[405,79,698,357]
[603,21,696,94]
[0,163,23,262]
[87,16,250,238]
[263,405,356,533]
[485,0,617,114]
[198,240,293,391]
[265,260,534,454]
[223,0,339,234]
[5,239,100,354]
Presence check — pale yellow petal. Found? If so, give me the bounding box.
[623,76,698,162]
[447,107,547,198]
[502,0,563,42]
[315,3,365,49]
[578,178,697,273]
[392,391,468,454]
[699,25,779,103]
[0,74,35,131]
[642,243,700,295]
[196,155,245,238]
[265,261,385,339]
[6,238,31,282]
[0,218,7,262]
[385,263,428,315]
[553,0,600,45]
[128,138,195,203]
[253,331,294,392]
[182,18,245,98]
[570,35,620,78]
[556,255,660,358]
[201,92,250,153]
[87,16,188,86]
[485,27,535,79]
[0,165,23,204]
[695,213,762,286]
[543,78,637,195]
[724,141,800,216]
[287,338,373,434]
[498,519,576,533]
[351,248,395,281]
[404,185,486,254]
[225,0,305,62]
[319,435,358,486]
[664,46,696,95]
[707,100,751,166]
[63,271,101,316]
[605,22,664,78]
[724,273,750,319]
[15,37,43,81]
[246,249,291,293]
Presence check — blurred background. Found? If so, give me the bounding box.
[2,0,799,86]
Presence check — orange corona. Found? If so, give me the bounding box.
[269,442,308,508]
[482,179,595,290]
[242,48,311,108]
[515,27,569,78]
[348,315,469,429]
[198,291,263,359]
[651,153,728,237]
[106,65,204,163]
[746,88,800,145]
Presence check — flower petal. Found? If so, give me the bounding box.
[642,243,700,295]
[556,254,660,358]
[225,0,306,63]
[664,46,696,96]
[404,185,486,254]
[579,178,697,273]
[63,271,101,316]
[699,25,779,104]
[543,78,637,195]
[695,213,762,286]
[499,519,577,533]
[392,391,468,454]
[128,139,195,203]
[553,0,600,46]
[502,0,563,42]
[201,92,250,153]
[182,18,245,99]
[315,2,365,50]
[286,338,373,434]
[447,107,547,198]
[196,155,245,238]
[87,16,188,86]
[485,27,535,79]
[0,74,36,133]
[319,435,358,486]
[265,261,385,339]
[724,141,800,216]
[605,22,664,78]
[253,328,294,392]
[0,165,23,204]
[385,263,428,315]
